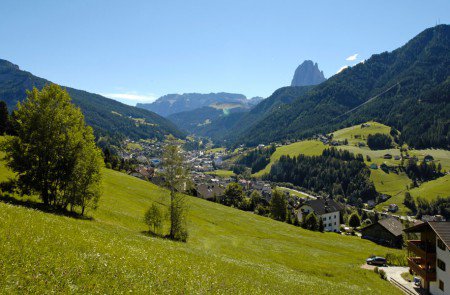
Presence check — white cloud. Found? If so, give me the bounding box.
[101,92,157,105]
[346,53,358,61]
[336,66,349,74]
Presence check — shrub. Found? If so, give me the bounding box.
[385,252,407,266]
[378,269,387,280]
[348,213,361,228]
[373,267,379,274]
[144,204,164,234]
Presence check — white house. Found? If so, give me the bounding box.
[297,198,344,232]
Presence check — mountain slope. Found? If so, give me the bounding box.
[167,106,248,135]
[137,92,251,117]
[0,59,184,140]
[291,60,326,86]
[0,164,402,294]
[234,25,450,148]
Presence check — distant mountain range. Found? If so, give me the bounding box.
[291,60,326,86]
[0,59,184,141]
[136,92,262,117]
[163,60,324,137]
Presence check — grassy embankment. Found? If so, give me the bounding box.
[0,152,402,294]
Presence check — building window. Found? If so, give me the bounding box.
[439,280,444,291]
[323,217,326,221]
[329,216,331,220]
[437,259,446,271]
[328,223,332,227]
[334,215,336,219]
[334,222,336,225]
[437,238,446,251]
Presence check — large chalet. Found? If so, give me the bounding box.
[404,222,450,295]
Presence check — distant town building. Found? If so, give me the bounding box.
[297,198,344,232]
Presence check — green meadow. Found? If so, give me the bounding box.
[0,162,402,294]
[246,122,449,215]
[253,140,326,177]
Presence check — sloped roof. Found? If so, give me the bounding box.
[429,222,450,248]
[304,198,344,215]
[378,217,403,237]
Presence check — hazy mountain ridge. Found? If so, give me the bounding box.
[0,59,185,140]
[137,92,258,117]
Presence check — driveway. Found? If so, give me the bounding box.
[362,265,426,295]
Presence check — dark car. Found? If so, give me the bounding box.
[366,256,387,266]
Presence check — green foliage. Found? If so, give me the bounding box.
[144,204,164,234]
[161,135,190,242]
[0,59,185,141]
[231,26,450,149]
[415,196,450,219]
[2,84,102,214]
[0,163,404,294]
[385,252,407,266]
[348,213,361,228]
[221,182,244,207]
[378,269,387,280]
[237,144,276,173]
[269,189,287,221]
[266,148,377,204]
[367,133,393,150]
[303,212,319,231]
[403,192,416,213]
[0,101,10,135]
[318,218,324,232]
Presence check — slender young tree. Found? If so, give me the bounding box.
[161,135,190,241]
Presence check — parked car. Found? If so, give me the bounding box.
[366,256,387,266]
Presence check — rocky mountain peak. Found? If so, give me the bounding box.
[291,60,326,87]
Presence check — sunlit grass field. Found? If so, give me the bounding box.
[253,140,326,177]
[0,163,402,293]
[205,169,235,178]
[332,121,392,146]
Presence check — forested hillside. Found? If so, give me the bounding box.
[232,25,450,149]
[0,59,184,140]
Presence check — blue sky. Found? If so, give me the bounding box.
[1,0,449,105]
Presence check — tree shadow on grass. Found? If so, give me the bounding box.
[0,193,93,221]
[140,230,187,243]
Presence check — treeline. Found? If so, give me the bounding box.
[405,157,443,183]
[265,148,377,204]
[404,193,450,219]
[215,183,330,231]
[367,133,393,150]
[236,144,276,173]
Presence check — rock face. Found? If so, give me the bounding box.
[291,60,326,86]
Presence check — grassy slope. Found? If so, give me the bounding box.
[249,122,449,215]
[0,165,401,294]
[253,140,326,177]
[332,121,392,146]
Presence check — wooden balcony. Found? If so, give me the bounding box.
[408,257,436,282]
[407,240,436,258]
